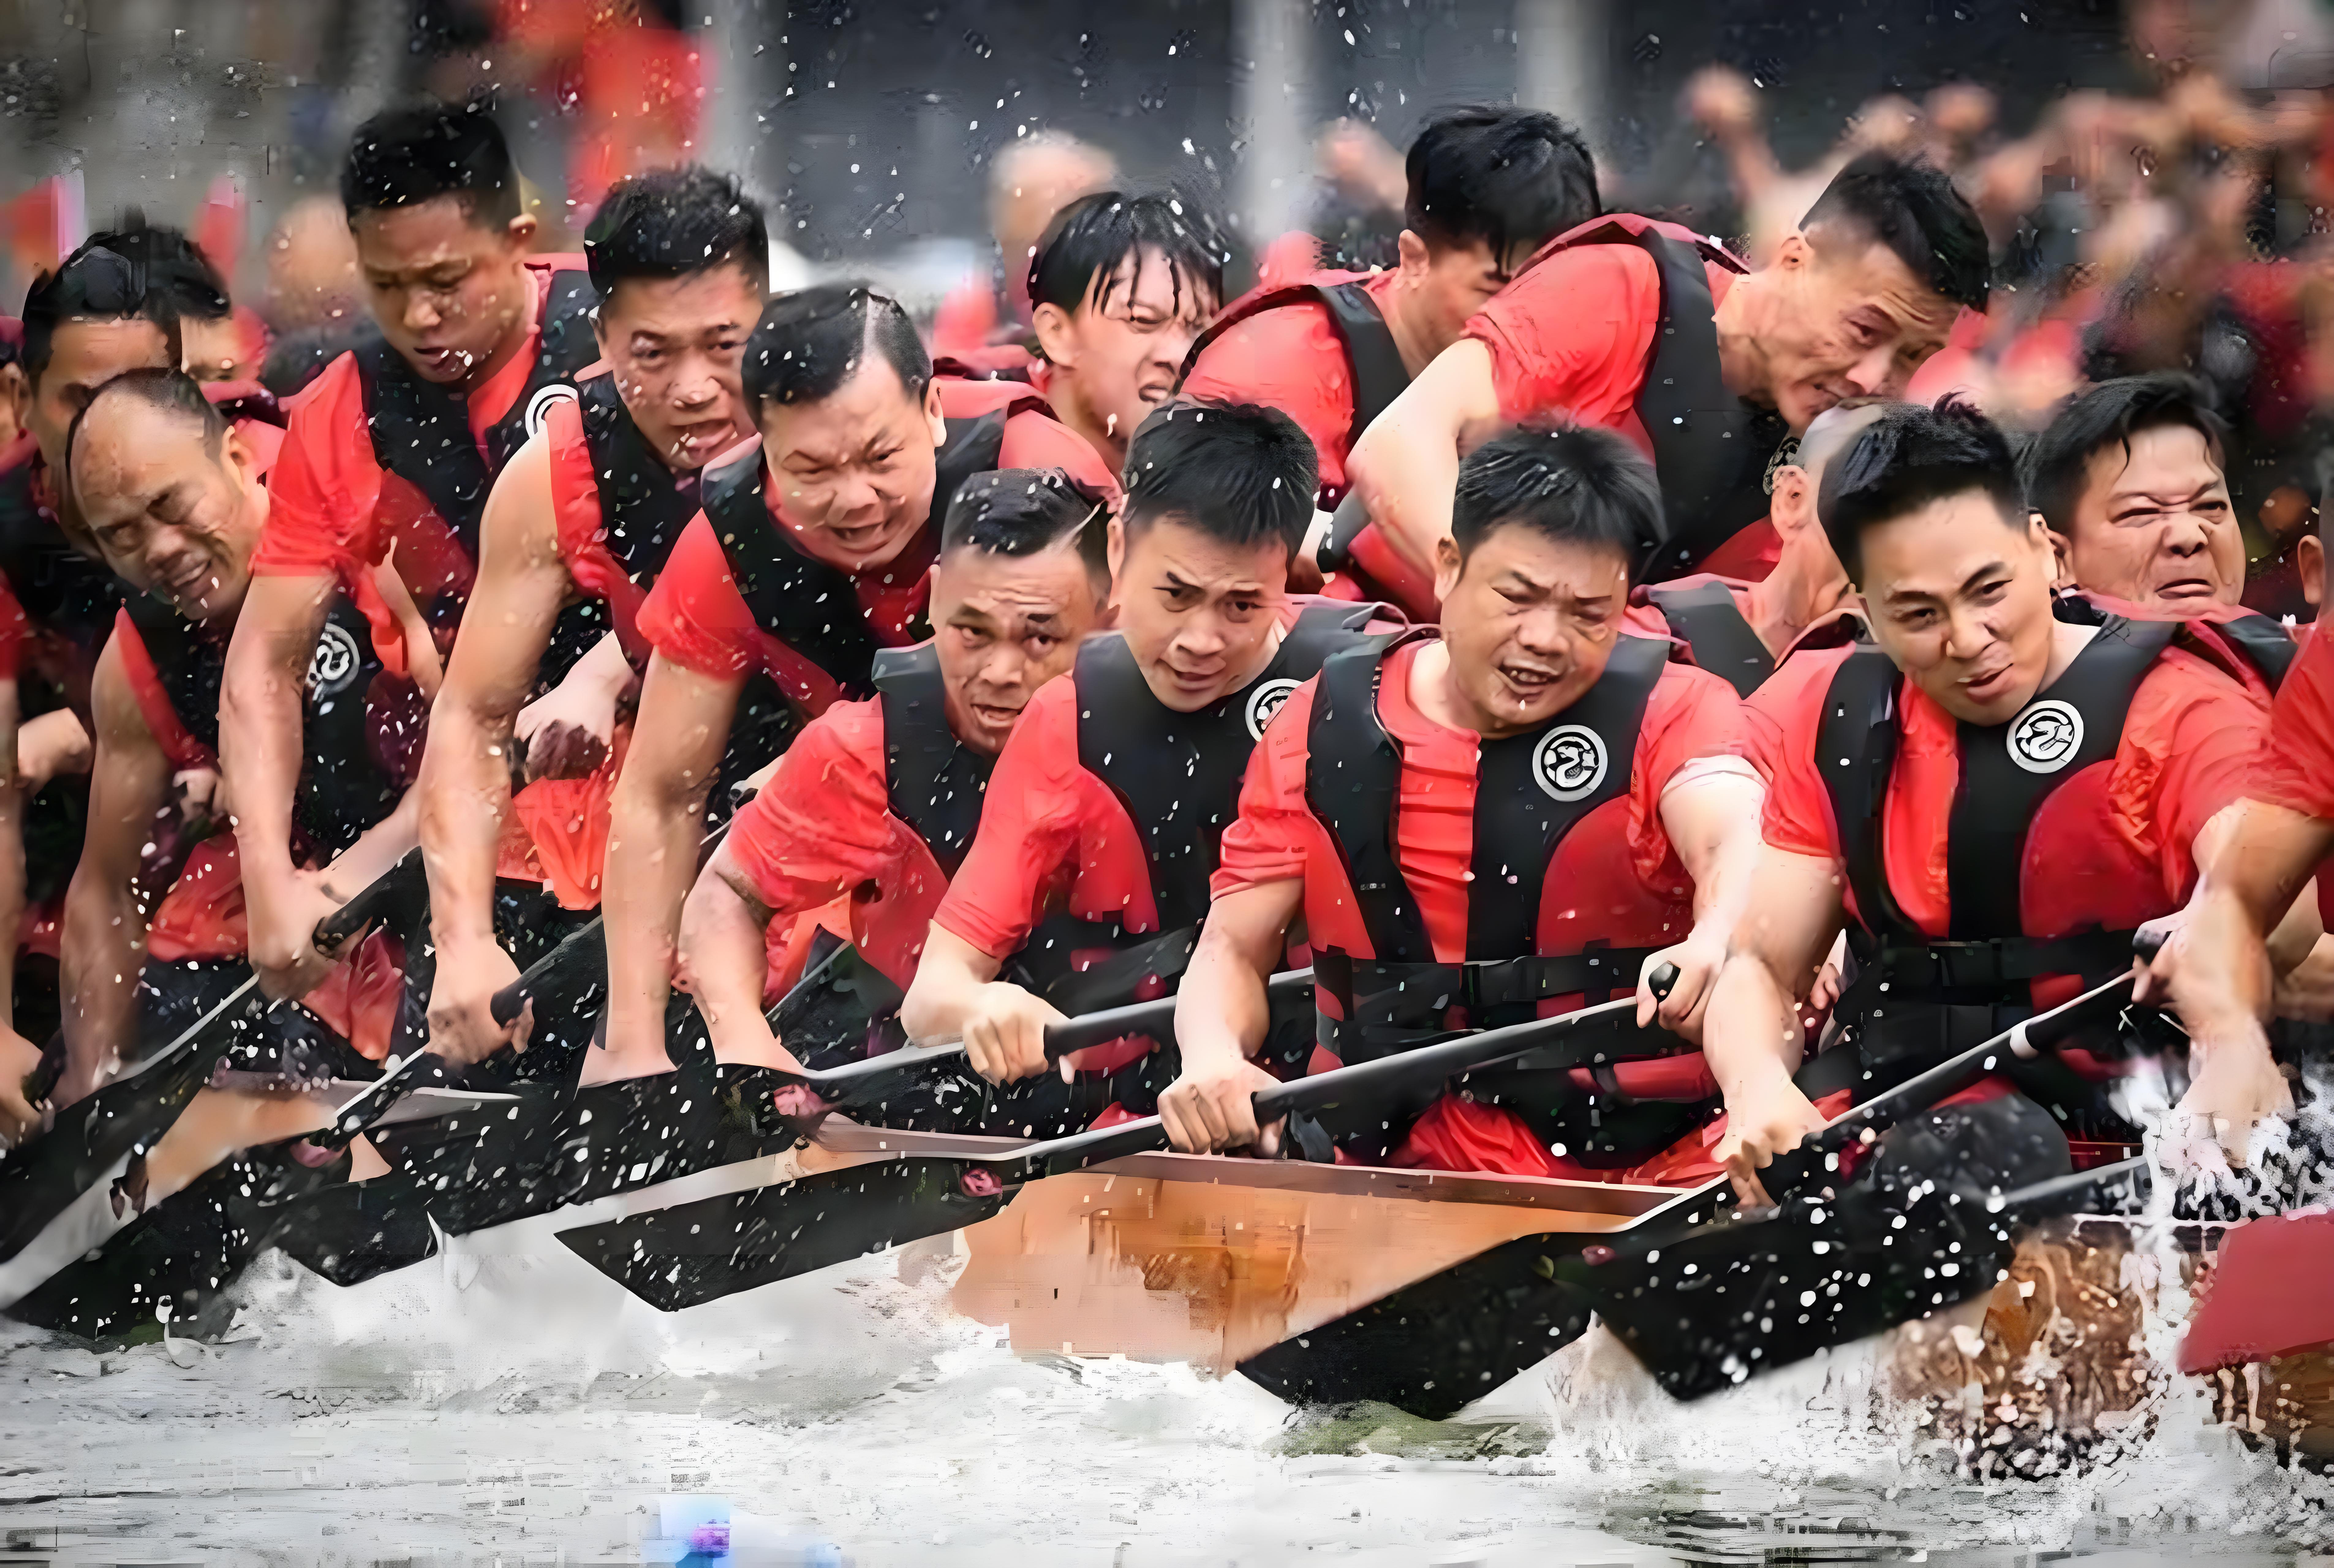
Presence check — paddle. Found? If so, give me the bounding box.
[1238,968,2146,1415]
[0,848,427,1264]
[555,967,1680,1312]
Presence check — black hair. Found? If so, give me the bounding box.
[1119,399,1317,558]
[583,165,769,300]
[19,232,191,388]
[1451,424,1660,577]
[1027,191,1225,330]
[104,216,233,324]
[940,466,1110,586]
[65,366,227,500]
[1802,150,1990,315]
[340,101,522,227]
[1819,396,2025,584]
[742,284,928,412]
[1405,106,1599,266]
[2022,372,2229,535]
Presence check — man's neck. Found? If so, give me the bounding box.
[1708,268,1765,403]
[1049,376,1127,473]
[1740,549,1854,658]
[1379,283,1435,380]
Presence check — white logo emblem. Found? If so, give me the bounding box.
[1244,677,1301,741]
[523,383,580,440]
[1532,725,1608,802]
[307,621,360,697]
[2007,698,2084,774]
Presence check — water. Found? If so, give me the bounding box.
[4,1192,2332,1567]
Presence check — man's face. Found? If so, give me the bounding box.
[1860,493,2058,725]
[1105,515,1288,712]
[28,317,174,471]
[73,399,264,625]
[932,541,1105,755]
[1398,232,1513,361]
[180,314,250,383]
[597,264,762,472]
[1041,249,1216,456]
[352,196,536,387]
[761,357,946,574]
[1433,522,1628,737]
[1757,233,1960,431]
[2053,423,2242,611]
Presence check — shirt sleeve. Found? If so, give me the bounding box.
[1742,646,1851,864]
[2120,650,2269,901]
[2257,622,2334,820]
[636,511,769,680]
[1628,662,1751,886]
[1462,246,1656,426]
[1211,675,1323,898]
[724,699,902,919]
[253,353,378,578]
[1179,305,1357,494]
[929,679,1093,960]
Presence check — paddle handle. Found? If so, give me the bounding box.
[490,918,606,1027]
[313,847,425,953]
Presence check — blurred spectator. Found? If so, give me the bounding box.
[261,196,365,335]
[932,130,1119,368]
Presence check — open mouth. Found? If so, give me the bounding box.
[1497,660,1562,697]
[1960,662,2015,703]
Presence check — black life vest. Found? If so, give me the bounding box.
[1643,580,1773,698]
[352,265,598,565]
[2054,587,2298,692]
[1819,611,2180,1082]
[0,454,124,668]
[1509,217,1788,581]
[1302,632,1680,1065]
[1177,278,1409,497]
[699,412,1007,703]
[871,642,993,878]
[125,592,403,859]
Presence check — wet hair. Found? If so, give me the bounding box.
[1818,396,2024,584]
[583,165,769,300]
[340,102,522,227]
[940,466,1110,587]
[1451,424,1661,578]
[2021,373,2229,535]
[1801,150,1990,315]
[105,217,233,331]
[1119,399,1316,558]
[19,232,192,388]
[1405,106,1599,265]
[742,284,929,411]
[65,366,227,501]
[1027,191,1225,330]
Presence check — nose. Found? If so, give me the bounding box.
[1511,605,1565,655]
[978,640,1027,692]
[1846,342,1899,396]
[2162,512,2209,555]
[670,351,719,410]
[1174,607,1228,661]
[401,291,441,335]
[1942,601,1992,661]
[1154,319,1201,371]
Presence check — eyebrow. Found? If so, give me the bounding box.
[2110,480,2225,510]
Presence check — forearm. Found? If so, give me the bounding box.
[602,767,713,1042]
[678,871,780,1062]
[1348,418,1458,582]
[1173,913,1280,1069]
[898,924,1007,1044]
[418,692,517,949]
[222,623,318,906]
[322,788,420,904]
[59,871,149,1084]
[1704,952,1807,1099]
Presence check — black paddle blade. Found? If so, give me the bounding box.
[557,1157,1008,1311]
[1238,1233,1596,1419]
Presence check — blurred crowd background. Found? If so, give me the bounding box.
[7,0,2334,595]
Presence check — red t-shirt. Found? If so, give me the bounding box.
[2257,617,2334,820]
[1211,638,1745,959]
[1180,269,1399,503]
[933,371,1120,499]
[1747,640,2263,937]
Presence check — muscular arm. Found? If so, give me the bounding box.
[58,639,176,1106]
[220,570,337,996]
[676,842,798,1071]
[1160,878,1305,1155]
[1343,337,1501,583]
[1645,768,1767,1037]
[0,675,34,1141]
[597,652,739,1079]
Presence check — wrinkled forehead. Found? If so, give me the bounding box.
[1464,518,1632,592]
[2081,421,2228,510]
[44,315,173,389]
[1861,492,2029,594]
[1123,512,1285,589]
[74,401,211,516]
[1811,230,1960,330]
[352,195,503,270]
[764,356,924,459]
[936,536,1094,614]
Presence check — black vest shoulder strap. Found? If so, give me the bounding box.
[123,594,222,754]
[1312,282,1410,437]
[1645,581,1772,697]
[1945,616,2177,938]
[1302,631,1432,963]
[932,408,1011,523]
[703,450,893,702]
[2212,609,2299,690]
[872,643,994,877]
[1815,645,1920,944]
[576,374,700,585]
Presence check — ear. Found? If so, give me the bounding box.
[922,375,948,447]
[1105,512,1127,603]
[2039,514,2076,589]
[0,362,26,419]
[1768,464,1811,537]
[504,212,540,254]
[1396,229,1430,277]
[2301,532,2324,610]
[1433,533,1464,605]
[1031,301,1078,369]
[1773,230,1814,272]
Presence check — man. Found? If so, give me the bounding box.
[221,101,599,1003]
[1181,107,1600,618]
[55,370,415,1163]
[899,400,1382,1087]
[678,467,1109,1071]
[1706,400,2271,1205]
[1346,151,1988,594]
[595,286,1072,1080]
[1159,425,1763,1170]
[417,165,767,1068]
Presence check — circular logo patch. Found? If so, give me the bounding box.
[2007,698,2083,774]
[1531,725,1608,803]
[523,383,580,440]
[307,621,360,697]
[1244,677,1301,741]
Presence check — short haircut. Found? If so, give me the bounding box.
[1801,150,1990,315]
[65,366,227,501]
[1818,396,2023,583]
[583,165,769,300]
[741,284,930,411]
[340,101,522,227]
[1792,395,1898,482]
[2021,372,2229,535]
[940,466,1110,587]
[105,217,233,325]
[1451,423,1660,577]
[20,232,190,388]
[1027,191,1224,327]
[1119,399,1316,558]
[1405,106,1599,265]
